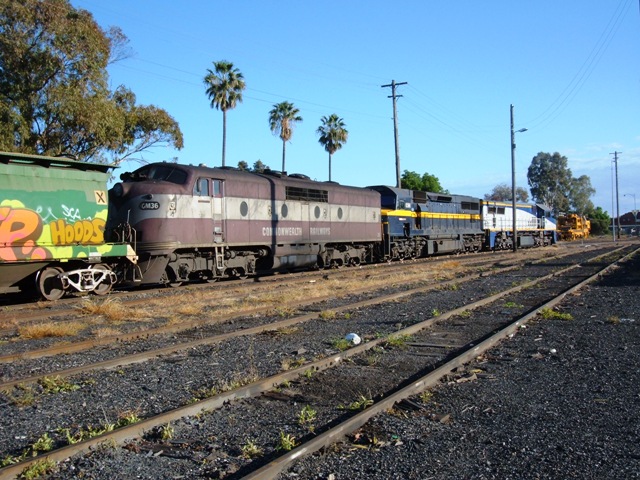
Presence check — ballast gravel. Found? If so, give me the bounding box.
[280,250,640,480]
[1,243,638,479]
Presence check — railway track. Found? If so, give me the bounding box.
[0,245,602,385]
[0,243,635,479]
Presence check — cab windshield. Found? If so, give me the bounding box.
[121,165,188,185]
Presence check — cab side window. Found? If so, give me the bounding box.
[194,178,209,196]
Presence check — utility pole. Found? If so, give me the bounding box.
[510,104,527,253]
[611,151,621,241]
[382,80,407,188]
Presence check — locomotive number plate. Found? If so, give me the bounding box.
[140,201,160,210]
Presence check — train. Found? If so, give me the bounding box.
[557,213,591,241]
[0,152,138,300]
[0,151,558,300]
[105,161,557,286]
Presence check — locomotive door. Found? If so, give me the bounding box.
[211,179,224,243]
[194,177,224,243]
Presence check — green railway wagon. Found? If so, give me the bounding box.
[0,151,137,300]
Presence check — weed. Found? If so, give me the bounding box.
[176,302,205,316]
[117,410,141,427]
[431,308,441,317]
[503,301,524,309]
[363,352,380,366]
[297,405,318,430]
[1,454,23,467]
[607,316,620,324]
[275,431,297,451]
[241,439,263,459]
[303,368,314,380]
[281,357,306,371]
[343,312,352,320]
[77,297,141,323]
[19,458,56,480]
[319,310,337,320]
[160,423,174,441]
[274,325,300,335]
[31,433,54,454]
[340,394,374,411]
[38,376,80,394]
[191,385,218,401]
[539,308,573,321]
[386,334,411,348]
[9,385,35,407]
[331,337,352,351]
[274,306,297,317]
[18,321,85,339]
[419,391,434,403]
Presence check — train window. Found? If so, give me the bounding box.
[147,165,188,184]
[240,201,249,217]
[338,207,343,219]
[314,206,321,218]
[213,179,222,196]
[461,201,479,211]
[194,178,209,196]
[281,204,288,218]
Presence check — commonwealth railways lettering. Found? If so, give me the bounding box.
[262,227,303,236]
[260,226,333,237]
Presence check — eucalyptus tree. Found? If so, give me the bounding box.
[484,183,529,202]
[400,170,447,193]
[527,152,573,215]
[268,101,302,173]
[317,114,348,181]
[204,60,246,166]
[0,0,183,164]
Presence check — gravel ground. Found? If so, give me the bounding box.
[1,243,637,479]
[281,249,640,480]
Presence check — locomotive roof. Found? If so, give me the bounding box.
[367,185,480,203]
[126,162,378,195]
[0,151,112,174]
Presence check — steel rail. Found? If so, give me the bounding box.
[0,246,633,479]
[0,245,607,391]
[0,246,593,365]
[242,245,640,480]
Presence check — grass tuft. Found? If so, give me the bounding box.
[18,321,85,339]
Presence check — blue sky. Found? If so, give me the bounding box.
[74,0,640,215]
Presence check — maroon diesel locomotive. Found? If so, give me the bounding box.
[107,163,381,285]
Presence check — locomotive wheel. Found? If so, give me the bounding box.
[163,267,182,288]
[227,268,248,280]
[92,264,113,296]
[37,267,65,301]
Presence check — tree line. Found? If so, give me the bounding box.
[402,152,609,235]
[0,0,348,179]
[1,0,605,232]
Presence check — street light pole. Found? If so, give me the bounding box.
[510,104,527,253]
[624,193,637,211]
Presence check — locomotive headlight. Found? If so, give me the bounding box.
[112,183,124,198]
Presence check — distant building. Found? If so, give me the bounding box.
[613,210,640,235]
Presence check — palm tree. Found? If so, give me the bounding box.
[317,114,348,181]
[268,101,302,173]
[204,60,246,166]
